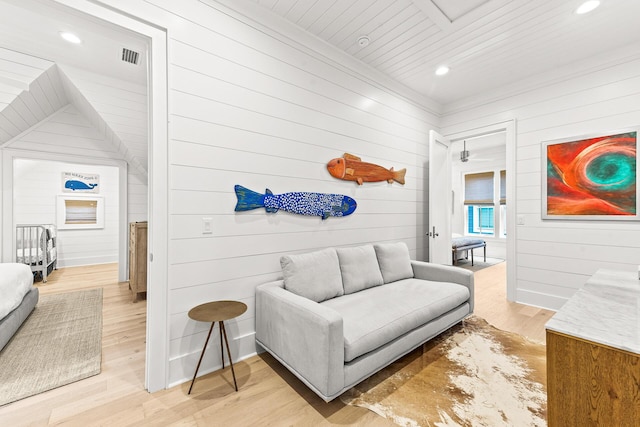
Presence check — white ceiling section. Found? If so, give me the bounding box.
[0,0,148,178]
[248,0,640,105]
[0,49,63,142]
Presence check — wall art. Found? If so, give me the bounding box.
[57,195,104,229]
[234,185,356,220]
[327,153,406,185]
[62,172,99,193]
[542,128,639,220]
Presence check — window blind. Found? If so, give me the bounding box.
[500,170,506,205]
[464,172,494,205]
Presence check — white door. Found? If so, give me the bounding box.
[428,130,452,264]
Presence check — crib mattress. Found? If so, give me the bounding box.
[16,247,57,264]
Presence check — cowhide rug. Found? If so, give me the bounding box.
[340,316,547,427]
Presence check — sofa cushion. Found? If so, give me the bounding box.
[336,245,384,294]
[321,278,470,362]
[374,242,414,283]
[281,248,344,302]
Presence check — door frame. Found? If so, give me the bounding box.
[428,130,452,265]
[445,120,516,302]
[53,0,169,392]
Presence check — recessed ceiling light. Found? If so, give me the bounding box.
[59,31,82,44]
[576,1,600,15]
[435,65,450,76]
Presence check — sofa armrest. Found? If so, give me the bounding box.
[411,260,474,312]
[255,281,344,400]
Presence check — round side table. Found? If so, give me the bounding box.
[187,300,247,394]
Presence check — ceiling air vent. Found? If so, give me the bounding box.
[121,48,139,65]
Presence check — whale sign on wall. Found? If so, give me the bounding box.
[62,172,99,193]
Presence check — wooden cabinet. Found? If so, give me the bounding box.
[545,269,640,427]
[546,330,640,426]
[129,221,147,302]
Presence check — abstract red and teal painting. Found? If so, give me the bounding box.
[543,130,639,220]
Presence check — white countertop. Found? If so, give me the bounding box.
[545,269,640,354]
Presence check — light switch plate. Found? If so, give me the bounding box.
[202,217,213,234]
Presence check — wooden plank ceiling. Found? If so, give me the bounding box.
[248,0,640,105]
[0,0,148,178]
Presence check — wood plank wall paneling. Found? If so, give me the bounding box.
[5,100,148,226]
[0,51,149,226]
[12,152,119,267]
[57,64,149,184]
[101,0,437,386]
[442,46,640,311]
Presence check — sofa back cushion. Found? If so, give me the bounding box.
[336,245,384,294]
[280,248,344,302]
[374,242,414,283]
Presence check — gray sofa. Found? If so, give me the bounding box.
[256,242,474,402]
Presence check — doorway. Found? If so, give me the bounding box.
[445,121,516,302]
[0,0,168,392]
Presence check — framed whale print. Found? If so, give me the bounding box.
[62,172,99,193]
[542,128,639,220]
[57,195,105,229]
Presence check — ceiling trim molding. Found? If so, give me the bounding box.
[209,0,443,118]
[442,43,640,117]
[412,0,512,33]
[411,0,452,31]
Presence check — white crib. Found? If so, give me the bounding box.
[15,224,58,282]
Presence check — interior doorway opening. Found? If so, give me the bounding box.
[445,121,517,302]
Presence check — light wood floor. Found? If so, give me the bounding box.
[0,261,554,426]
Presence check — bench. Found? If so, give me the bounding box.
[452,237,486,266]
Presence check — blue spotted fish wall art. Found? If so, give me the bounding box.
[234,185,357,220]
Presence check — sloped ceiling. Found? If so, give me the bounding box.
[0,0,148,179]
[0,51,64,142]
[246,0,640,105]
[0,49,147,179]
[58,65,147,177]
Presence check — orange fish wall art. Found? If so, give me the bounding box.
[326,153,406,185]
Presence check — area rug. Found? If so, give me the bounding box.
[341,316,546,427]
[454,257,504,272]
[0,288,103,406]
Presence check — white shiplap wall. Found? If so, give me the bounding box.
[13,157,119,267]
[442,43,640,310]
[56,66,148,222]
[4,100,146,226]
[100,0,439,386]
[58,65,149,178]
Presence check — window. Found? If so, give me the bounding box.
[463,170,506,238]
[467,205,494,235]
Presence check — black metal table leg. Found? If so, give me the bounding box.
[188,321,216,394]
[220,321,238,392]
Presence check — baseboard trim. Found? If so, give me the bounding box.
[167,332,258,388]
[516,289,566,312]
[57,256,118,268]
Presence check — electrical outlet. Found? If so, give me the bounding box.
[202,217,213,234]
[517,215,525,225]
